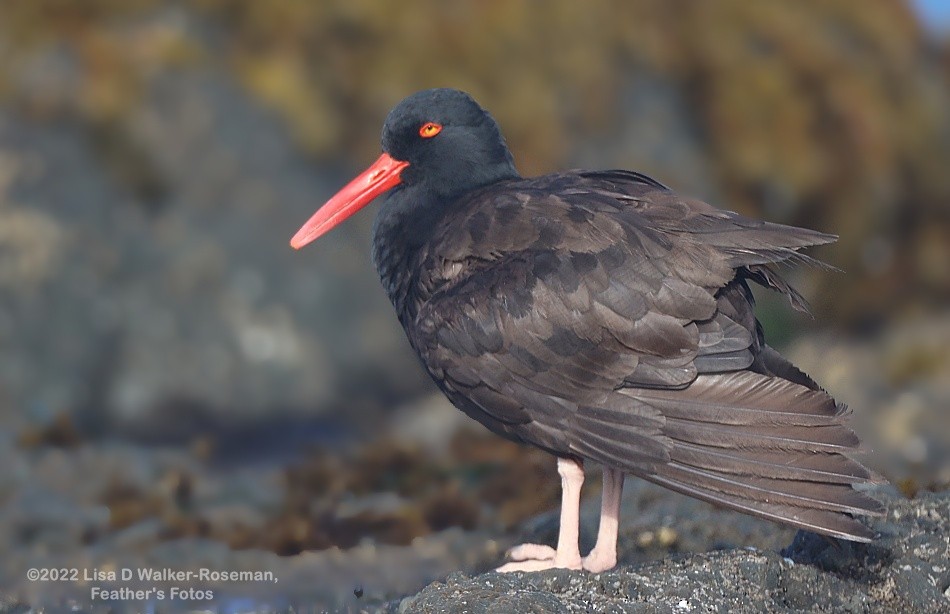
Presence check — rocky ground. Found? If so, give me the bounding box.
[392,490,950,614]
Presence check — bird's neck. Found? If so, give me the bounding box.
[371,163,518,326]
[371,185,449,327]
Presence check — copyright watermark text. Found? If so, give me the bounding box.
[26,566,277,601]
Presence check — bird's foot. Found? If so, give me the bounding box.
[581,546,617,573]
[496,543,582,572]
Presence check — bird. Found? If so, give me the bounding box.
[290,88,882,573]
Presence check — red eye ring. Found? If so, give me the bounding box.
[419,122,442,138]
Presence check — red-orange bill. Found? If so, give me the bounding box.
[290,153,409,249]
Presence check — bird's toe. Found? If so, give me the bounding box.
[506,543,556,562]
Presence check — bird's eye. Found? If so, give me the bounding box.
[419,122,442,138]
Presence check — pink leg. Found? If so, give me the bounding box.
[583,466,624,572]
[497,457,584,572]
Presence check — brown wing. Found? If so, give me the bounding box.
[414,170,825,394]
[411,171,881,540]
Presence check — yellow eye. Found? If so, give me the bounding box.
[419,122,442,138]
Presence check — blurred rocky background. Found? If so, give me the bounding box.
[0,0,948,611]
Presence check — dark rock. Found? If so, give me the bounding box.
[389,490,950,614]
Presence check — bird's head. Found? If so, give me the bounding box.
[291,88,517,249]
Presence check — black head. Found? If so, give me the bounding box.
[381,89,519,199]
[290,89,518,249]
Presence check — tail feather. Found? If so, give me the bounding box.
[644,471,877,542]
[662,416,860,452]
[670,442,872,483]
[573,370,881,542]
[637,370,844,415]
[656,462,882,515]
[657,398,848,427]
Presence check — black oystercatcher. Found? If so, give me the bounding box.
[291,89,881,572]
